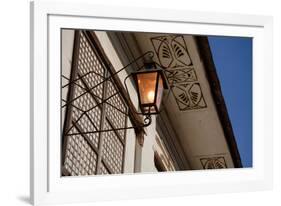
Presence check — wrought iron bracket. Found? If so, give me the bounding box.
[63,51,156,137]
[65,114,152,136]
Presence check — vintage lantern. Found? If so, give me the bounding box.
[132,61,169,115]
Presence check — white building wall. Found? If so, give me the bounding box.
[61,29,74,126]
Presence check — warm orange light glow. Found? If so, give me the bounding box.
[136,72,157,104]
[147,90,155,102]
[133,68,168,114]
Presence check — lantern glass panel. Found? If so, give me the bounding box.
[136,72,157,104]
[156,75,164,108]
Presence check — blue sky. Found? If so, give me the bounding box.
[208,36,253,167]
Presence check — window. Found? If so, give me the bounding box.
[153,134,176,172]
[154,152,166,172]
[61,31,128,176]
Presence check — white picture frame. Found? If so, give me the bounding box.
[30,0,273,205]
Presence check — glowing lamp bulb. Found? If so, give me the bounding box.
[147,90,155,102]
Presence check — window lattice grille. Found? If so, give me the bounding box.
[62,31,128,176]
[64,127,98,176]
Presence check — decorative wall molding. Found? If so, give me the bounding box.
[200,156,227,169]
[151,35,207,111]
